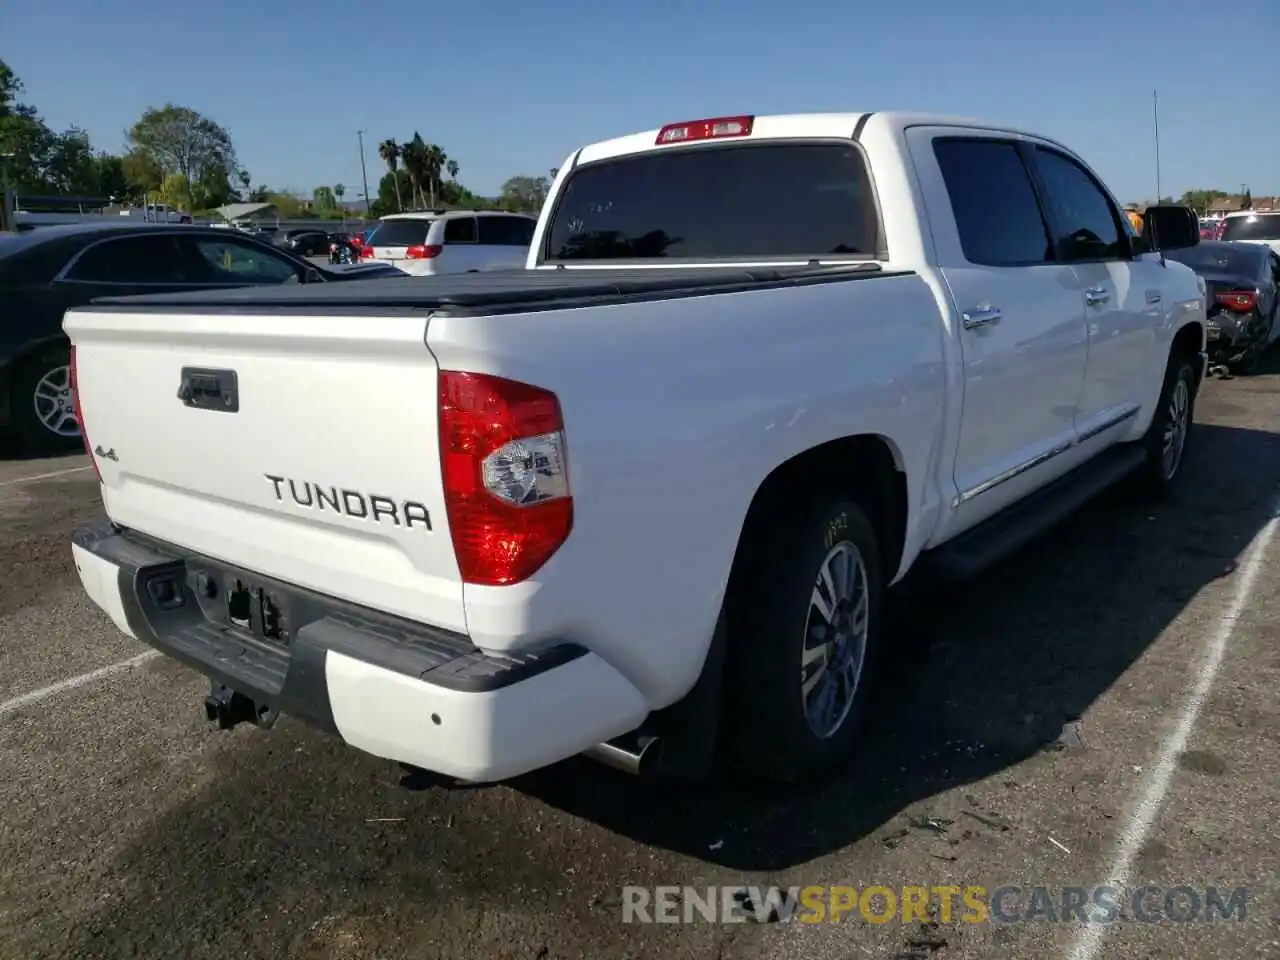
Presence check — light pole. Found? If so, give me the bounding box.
[356,130,372,218]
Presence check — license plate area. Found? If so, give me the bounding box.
[187,562,293,648]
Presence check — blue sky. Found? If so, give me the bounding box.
[6,0,1277,203]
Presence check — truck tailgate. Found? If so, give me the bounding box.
[64,307,466,634]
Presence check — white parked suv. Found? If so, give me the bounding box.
[65,111,1208,786]
[360,210,536,275]
[1219,210,1280,254]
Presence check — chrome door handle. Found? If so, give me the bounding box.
[1085,286,1110,307]
[962,306,1002,329]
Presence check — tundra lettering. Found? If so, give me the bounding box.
[264,474,431,530]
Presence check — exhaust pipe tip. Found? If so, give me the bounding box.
[583,734,662,776]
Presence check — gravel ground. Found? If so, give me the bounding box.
[0,355,1278,960]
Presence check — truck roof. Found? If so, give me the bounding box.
[575,111,1072,165]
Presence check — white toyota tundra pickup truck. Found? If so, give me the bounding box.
[65,112,1208,785]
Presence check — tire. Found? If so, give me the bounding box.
[9,345,83,455]
[723,498,886,783]
[1135,348,1197,498]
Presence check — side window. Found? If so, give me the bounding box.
[1030,147,1128,260]
[64,235,190,283]
[932,138,1054,266]
[189,238,301,284]
[444,217,477,244]
[477,216,535,246]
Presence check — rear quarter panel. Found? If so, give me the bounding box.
[427,273,947,707]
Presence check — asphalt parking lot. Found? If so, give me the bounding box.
[2,359,1279,960]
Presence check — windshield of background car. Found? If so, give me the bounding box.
[543,142,881,261]
[1165,243,1264,276]
[1220,214,1280,242]
[367,220,435,246]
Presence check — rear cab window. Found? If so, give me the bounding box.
[542,142,881,262]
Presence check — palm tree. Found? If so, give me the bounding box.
[334,184,345,210]
[402,134,428,209]
[424,144,447,208]
[446,159,459,181]
[378,139,402,212]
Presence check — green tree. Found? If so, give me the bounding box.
[499,175,549,213]
[334,183,345,209]
[0,59,56,192]
[313,185,335,210]
[127,105,238,202]
[94,154,131,198]
[159,171,191,208]
[121,149,163,194]
[378,139,402,212]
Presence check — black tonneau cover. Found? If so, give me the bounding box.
[83,263,897,318]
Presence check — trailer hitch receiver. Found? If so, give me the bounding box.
[204,683,279,730]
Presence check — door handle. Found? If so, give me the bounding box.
[1145,290,1163,304]
[962,306,1002,329]
[1085,286,1110,307]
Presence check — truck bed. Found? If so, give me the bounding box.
[84,262,902,317]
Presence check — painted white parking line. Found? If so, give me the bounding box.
[0,464,93,488]
[1067,493,1280,960]
[0,650,160,720]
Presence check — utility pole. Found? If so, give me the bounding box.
[1152,90,1162,201]
[356,129,372,218]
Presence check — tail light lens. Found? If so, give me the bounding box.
[405,244,442,259]
[439,372,573,585]
[68,346,101,484]
[359,246,374,258]
[1214,290,1259,312]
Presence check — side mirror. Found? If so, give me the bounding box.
[303,266,323,284]
[1143,204,1200,252]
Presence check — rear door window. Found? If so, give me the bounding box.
[932,138,1054,266]
[543,142,880,261]
[62,235,191,283]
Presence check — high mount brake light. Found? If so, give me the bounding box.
[1214,290,1259,312]
[438,371,573,586]
[655,115,754,145]
[69,346,101,484]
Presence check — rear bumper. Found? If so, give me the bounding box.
[71,521,648,781]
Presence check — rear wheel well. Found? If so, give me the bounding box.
[728,435,908,595]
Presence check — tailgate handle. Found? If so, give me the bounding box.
[178,367,239,412]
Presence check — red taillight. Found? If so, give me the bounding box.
[1214,290,1259,312]
[405,244,442,259]
[656,114,754,145]
[69,346,101,484]
[438,371,573,586]
[360,245,374,258]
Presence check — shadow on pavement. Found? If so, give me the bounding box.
[0,434,82,462]
[41,413,1280,958]
[514,418,1280,870]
